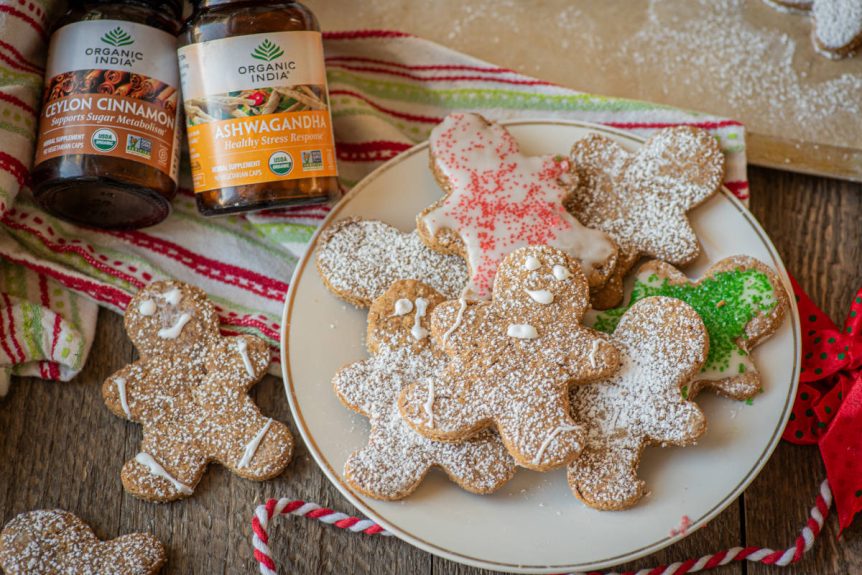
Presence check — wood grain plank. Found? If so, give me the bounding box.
[745,167,862,575]
[4,167,861,574]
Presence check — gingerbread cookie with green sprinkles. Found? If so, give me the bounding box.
[590,256,788,400]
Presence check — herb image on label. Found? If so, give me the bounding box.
[178,30,338,196]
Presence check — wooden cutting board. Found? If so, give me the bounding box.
[308,0,862,182]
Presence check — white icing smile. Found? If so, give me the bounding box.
[507,324,538,339]
[525,288,554,304]
[158,313,192,339]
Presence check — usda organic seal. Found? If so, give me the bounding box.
[91,128,118,153]
[268,151,293,176]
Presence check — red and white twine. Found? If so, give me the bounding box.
[252,480,832,575]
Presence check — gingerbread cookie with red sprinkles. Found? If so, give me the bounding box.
[333,280,516,500]
[102,280,293,502]
[398,245,620,471]
[568,297,709,510]
[416,112,618,299]
[567,126,725,309]
[0,509,166,575]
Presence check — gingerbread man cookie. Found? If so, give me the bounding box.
[766,0,862,59]
[334,280,516,500]
[591,256,788,400]
[102,281,293,502]
[316,217,468,307]
[567,127,724,309]
[416,112,618,299]
[569,297,708,510]
[398,245,620,471]
[0,509,165,575]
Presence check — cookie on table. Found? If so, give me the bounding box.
[567,126,724,309]
[333,280,516,500]
[316,217,468,307]
[416,112,618,299]
[0,509,165,575]
[399,245,620,471]
[102,280,293,502]
[765,0,862,59]
[568,297,709,510]
[591,256,789,400]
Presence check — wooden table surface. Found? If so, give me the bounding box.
[0,169,859,574]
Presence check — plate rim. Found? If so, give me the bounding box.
[280,118,801,573]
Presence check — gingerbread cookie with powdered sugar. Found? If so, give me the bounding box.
[0,510,166,575]
[569,297,708,510]
[567,126,724,309]
[316,217,468,307]
[765,0,862,59]
[591,256,788,400]
[417,112,618,299]
[398,245,620,471]
[102,280,293,502]
[333,280,516,500]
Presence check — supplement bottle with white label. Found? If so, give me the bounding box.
[31,0,183,229]
[178,0,340,216]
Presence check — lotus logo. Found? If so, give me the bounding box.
[251,39,284,62]
[101,27,134,47]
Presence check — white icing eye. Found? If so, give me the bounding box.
[161,288,181,306]
[138,299,156,316]
[525,289,554,305]
[552,265,571,281]
[158,313,192,339]
[393,298,414,316]
[507,324,538,339]
[524,255,541,271]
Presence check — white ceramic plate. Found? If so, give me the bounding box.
[281,120,800,573]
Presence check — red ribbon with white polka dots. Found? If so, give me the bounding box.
[783,277,862,532]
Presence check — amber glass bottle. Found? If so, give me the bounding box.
[31,0,182,229]
[178,0,340,216]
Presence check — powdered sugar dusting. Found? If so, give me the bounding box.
[399,246,620,470]
[568,127,722,274]
[0,509,165,575]
[568,297,708,510]
[622,0,862,147]
[334,281,516,499]
[316,218,468,307]
[811,0,862,52]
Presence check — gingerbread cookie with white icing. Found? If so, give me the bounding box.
[398,245,620,471]
[567,126,725,309]
[591,256,788,401]
[0,509,166,575]
[416,112,618,299]
[334,280,516,500]
[102,280,293,502]
[766,0,862,59]
[316,217,468,307]
[569,297,708,510]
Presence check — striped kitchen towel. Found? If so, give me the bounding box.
[0,7,749,385]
